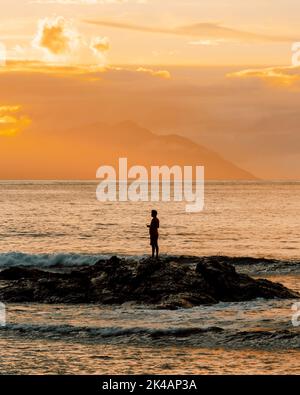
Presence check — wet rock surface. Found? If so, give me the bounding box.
[0,256,298,308]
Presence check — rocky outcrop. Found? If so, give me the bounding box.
[0,256,298,308]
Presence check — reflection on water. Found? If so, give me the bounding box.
[1,288,299,374]
[1,338,299,374]
[0,181,299,259]
[0,181,299,374]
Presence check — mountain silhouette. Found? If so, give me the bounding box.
[75,120,256,180]
[0,120,256,179]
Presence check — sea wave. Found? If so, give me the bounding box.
[1,322,299,350]
[230,257,300,275]
[0,252,157,269]
[0,252,101,268]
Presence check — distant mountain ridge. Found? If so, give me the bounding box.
[0,120,256,180]
[76,120,256,180]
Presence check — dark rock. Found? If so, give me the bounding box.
[0,267,45,280]
[0,256,298,308]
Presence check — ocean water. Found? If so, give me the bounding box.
[0,180,299,260]
[0,181,299,374]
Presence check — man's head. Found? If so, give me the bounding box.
[151,210,158,218]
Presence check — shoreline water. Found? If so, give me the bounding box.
[0,182,299,374]
[1,295,299,374]
[0,255,299,374]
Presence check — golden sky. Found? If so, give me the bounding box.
[1,0,300,65]
[0,0,300,179]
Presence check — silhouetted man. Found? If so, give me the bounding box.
[147,210,159,259]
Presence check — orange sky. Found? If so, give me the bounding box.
[0,0,300,179]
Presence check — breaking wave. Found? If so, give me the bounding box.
[1,322,299,350]
[0,252,105,269]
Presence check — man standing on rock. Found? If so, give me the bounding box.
[147,210,159,259]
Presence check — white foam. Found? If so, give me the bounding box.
[0,252,101,268]
[0,252,158,268]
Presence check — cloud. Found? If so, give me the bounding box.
[30,0,147,4]
[90,36,110,55]
[0,60,108,76]
[4,17,110,71]
[188,40,222,46]
[33,17,78,56]
[136,67,171,79]
[0,105,31,136]
[0,60,171,82]
[30,16,110,67]
[84,20,296,43]
[228,66,300,87]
